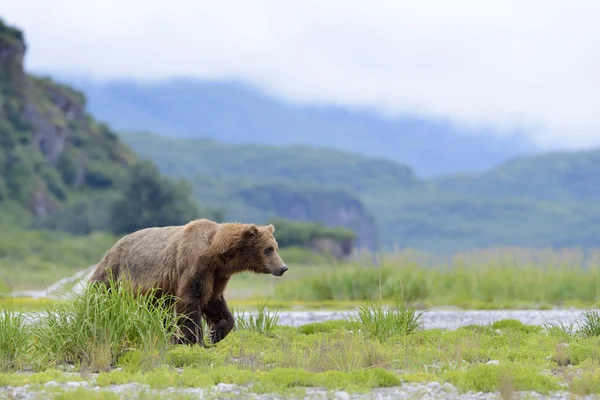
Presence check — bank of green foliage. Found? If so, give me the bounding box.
[267,218,355,250]
[3,286,600,396]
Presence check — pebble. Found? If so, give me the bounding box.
[1,381,598,399]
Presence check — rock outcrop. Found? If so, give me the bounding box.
[237,183,379,251]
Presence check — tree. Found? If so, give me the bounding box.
[109,160,201,234]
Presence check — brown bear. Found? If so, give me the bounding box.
[88,218,288,346]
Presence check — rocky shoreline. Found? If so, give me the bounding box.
[2,380,596,400]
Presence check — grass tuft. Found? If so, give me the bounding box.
[31,277,180,372]
[344,298,423,342]
[234,302,281,336]
[270,248,600,309]
[578,308,600,337]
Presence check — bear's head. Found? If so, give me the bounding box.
[213,223,288,277]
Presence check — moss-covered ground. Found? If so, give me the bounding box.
[2,284,600,398]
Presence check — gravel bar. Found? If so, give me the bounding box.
[2,380,597,400]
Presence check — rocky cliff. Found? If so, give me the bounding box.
[236,183,379,251]
[0,18,134,220]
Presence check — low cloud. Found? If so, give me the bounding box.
[5,0,600,149]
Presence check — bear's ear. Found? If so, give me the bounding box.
[266,224,275,234]
[217,224,260,261]
[242,224,260,240]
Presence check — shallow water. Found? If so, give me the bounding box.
[273,308,588,329]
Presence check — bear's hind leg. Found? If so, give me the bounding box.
[203,295,235,344]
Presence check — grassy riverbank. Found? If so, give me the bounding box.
[2,285,600,398]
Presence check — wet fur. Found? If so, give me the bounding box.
[89,218,286,346]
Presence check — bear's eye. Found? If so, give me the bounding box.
[265,246,274,255]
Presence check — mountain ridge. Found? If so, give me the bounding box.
[47,74,538,178]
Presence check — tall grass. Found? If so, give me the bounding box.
[0,301,31,371]
[344,298,423,342]
[273,248,600,308]
[33,278,180,372]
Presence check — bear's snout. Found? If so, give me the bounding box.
[272,265,288,277]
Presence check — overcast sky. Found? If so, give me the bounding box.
[4,0,600,149]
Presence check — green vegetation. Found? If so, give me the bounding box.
[233,302,281,336]
[270,218,355,247]
[3,287,600,397]
[271,249,600,309]
[344,298,423,342]
[108,160,220,235]
[267,218,356,258]
[33,278,179,372]
[117,131,421,194]
[0,300,30,371]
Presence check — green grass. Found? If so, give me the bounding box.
[271,248,600,309]
[3,286,600,397]
[344,298,423,342]
[0,299,31,371]
[233,301,281,336]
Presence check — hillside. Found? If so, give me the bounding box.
[0,18,135,225]
[120,131,600,253]
[51,76,537,178]
[120,131,423,195]
[433,149,600,202]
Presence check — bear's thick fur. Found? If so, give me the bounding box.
[89,218,288,346]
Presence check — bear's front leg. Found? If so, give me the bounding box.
[203,295,235,344]
[175,302,206,347]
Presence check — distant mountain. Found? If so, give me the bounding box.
[50,75,537,177]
